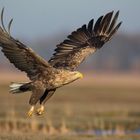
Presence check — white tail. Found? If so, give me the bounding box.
[10,83,24,93]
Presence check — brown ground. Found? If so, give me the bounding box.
[0,71,140,140]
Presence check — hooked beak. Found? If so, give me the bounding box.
[77,72,83,79]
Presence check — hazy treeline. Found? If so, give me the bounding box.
[0,33,140,73]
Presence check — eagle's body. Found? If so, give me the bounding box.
[0,8,122,116]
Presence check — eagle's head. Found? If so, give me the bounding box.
[54,70,83,88]
[63,71,83,84]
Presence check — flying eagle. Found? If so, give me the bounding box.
[0,8,122,116]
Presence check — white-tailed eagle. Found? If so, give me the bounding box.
[0,8,122,116]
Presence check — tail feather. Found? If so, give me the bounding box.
[10,82,31,94]
[10,83,24,93]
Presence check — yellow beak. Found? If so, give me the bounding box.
[78,72,83,79]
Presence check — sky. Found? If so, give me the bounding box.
[0,0,140,40]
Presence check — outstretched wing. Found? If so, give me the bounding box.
[0,8,52,80]
[49,11,122,70]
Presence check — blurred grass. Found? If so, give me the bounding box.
[1,134,140,140]
[0,73,140,139]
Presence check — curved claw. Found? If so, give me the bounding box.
[36,105,44,116]
[27,106,34,117]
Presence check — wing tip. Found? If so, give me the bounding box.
[0,7,14,36]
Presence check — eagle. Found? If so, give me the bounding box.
[0,8,122,116]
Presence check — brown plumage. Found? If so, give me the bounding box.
[0,8,122,116]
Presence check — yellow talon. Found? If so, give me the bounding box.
[36,105,45,115]
[27,106,34,117]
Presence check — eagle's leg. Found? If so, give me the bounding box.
[36,104,44,115]
[27,106,35,117]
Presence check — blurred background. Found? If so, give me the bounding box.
[0,1,140,140]
[0,0,140,73]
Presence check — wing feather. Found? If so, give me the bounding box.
[49,11,122,70]
[88,19,94,34]
[94,16,103,34]
[107,11,120,34]
[0,9,52,80]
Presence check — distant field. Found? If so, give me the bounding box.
[0,72,140,140]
